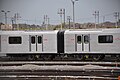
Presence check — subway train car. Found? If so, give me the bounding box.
[64,28,120,60]
[0,30,58,60]
[0,28,120,61]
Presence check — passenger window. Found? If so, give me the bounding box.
[9,37,22,44]
[77,36,81,44]
[98,35,113,43]
[84,35,89,44]
[38,36,42,44]
[31,36,35,44]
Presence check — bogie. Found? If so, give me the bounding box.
[91,55,104,61]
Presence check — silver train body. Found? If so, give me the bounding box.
[0,28,120,60]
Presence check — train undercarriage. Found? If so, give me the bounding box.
[5,53,120,61]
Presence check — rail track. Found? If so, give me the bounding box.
[0,61,120,80]
[0,70,119,80]
[0,66,120,80]
[0,61,120,67]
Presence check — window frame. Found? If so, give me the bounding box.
[38,36,42,44]
[84,35,89,44]
[77,36,82,44]
[9,36,22,44]
[98,35,113,43]
[31,36,35,44]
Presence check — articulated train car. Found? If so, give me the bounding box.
[0,30,58,60]
[0,28,120,61]
[64,29,120,60]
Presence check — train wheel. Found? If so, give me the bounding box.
[116,55,120,61]
[34,55,41,60]
[84,55,90,60]
[74,55,84,61]
[92,55,102,61]
[41,55,53,60]
[27,55,35,60]
[118,55,120,61]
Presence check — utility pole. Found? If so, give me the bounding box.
[102,16,105,27]
[67,16,71,29]
[44,15,49,30]
[11,17,14,30]
[44,15,47,30]
[14,13,21,30]
[93,11,97,28]
[11,17,14,25]
[114,12,119,28]
[58,8,65,30]
[1,10,10,25]
[63,9,65,28]
[93,11,99,28]
[45,15,48,30]
[71,0,78,29]
[48,17,50,25]
[118,12,119,27]
[97,11,99,25]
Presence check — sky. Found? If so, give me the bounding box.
[0,0,120,25]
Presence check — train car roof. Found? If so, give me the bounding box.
[0,30,59,35]
[0,28,120,35]
[65,28,120,34]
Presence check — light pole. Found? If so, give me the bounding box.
[93,11,97,28]
[14,13,21,30]
[67,16,71,29]
[45,15,48,30]
[93,11,99,28]
[58,9,65,30]
[114,12,119,28]
[63,9,65,28]
[71,0,78,29]
[44,15,49,30]
[97,11,99,25]
[1,10,10,25]
[102,16,105,27]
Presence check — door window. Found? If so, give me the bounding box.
[84,35,89,44]
[31,36,35,44]
[38,36,42,44]
[77,36,81,44]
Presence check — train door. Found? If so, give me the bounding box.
[76,34,90,52]
[83,34,90,52]
[29,35,42,52]
[76,35,82,52]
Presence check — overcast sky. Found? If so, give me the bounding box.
[0,0,120,25]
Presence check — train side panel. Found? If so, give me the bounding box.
[0,31,58,56]
[28,31,58,53]
[64,30,94,54]
[64,33,76,53]
[42,32,57,53]
[90,33,120,54]
[65,28,120,54]
[0,34,29,54]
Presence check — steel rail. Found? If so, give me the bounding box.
[0,61,120,67]
[0,75,118,80]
